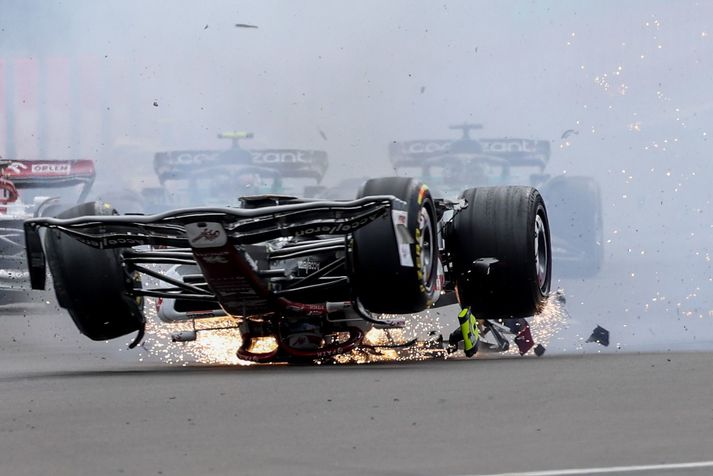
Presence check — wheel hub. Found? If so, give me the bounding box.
[418,207,434,288]
[534,213,549,292]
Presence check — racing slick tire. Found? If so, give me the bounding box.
[543,176,603,277]
[352,177,439,314]
[447,186,551,319]
[44,201,144,340]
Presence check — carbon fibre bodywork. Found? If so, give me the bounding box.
[25,196,402,305]
[25,177,553,362]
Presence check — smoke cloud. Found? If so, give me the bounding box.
[2,0,712,351]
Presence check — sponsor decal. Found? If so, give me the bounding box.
[392,209,414,267]
[297,258,320,271]
[251,151,313,164]
[74,236,103,248]
[31,163,71,174]
[185,222,228,248]
[72,235,143,249]
[405,141,452,154]
[285,302,328,316]
[293,212,382,237]
[395,211,407,226]
[482,139,538,153]
[170,152,216,165]
[4,162,28,174]
[103,237,145,247]
[192,229,221,243]
[435,259,445,292]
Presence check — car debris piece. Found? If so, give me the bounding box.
[560,129,579,139]
[586,325,610,347]
[172,330,198,343]
[513,324,535,356]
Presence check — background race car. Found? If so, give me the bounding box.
[142,132,329,212]
[389,124,603,277]
[0,159,95,304]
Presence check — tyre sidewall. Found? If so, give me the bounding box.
[44,201,144,340]
[352,177,439,314]
[449,186,551,319]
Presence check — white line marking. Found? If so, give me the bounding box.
[457,460,713,476]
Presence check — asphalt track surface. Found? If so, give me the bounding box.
[2,297,713,476]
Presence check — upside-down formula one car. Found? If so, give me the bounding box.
[390,124,603,277]
[142,132,329,212]
[24,177,551,363]
[0,159,95,304]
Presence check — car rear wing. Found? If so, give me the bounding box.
[24,195,403,290]
[389,140,455,164]
[389,138,550,170]
[153,149,328,184]
[0,160,95,202]
[479,139,550,168]
[250,149,328,182]
[153,150,235,184]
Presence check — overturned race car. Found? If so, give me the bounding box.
[24,177,551,363]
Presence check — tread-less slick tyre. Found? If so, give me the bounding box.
[44,201,144,340]
[447,186,551,319]
[352,177,439,314]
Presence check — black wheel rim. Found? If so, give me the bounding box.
[534,213,549,292]
[418,207,435,290]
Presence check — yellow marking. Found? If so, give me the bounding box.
[417,185,429,205]
[458,307,479,355]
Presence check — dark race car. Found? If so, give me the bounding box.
[390,124,603,277]
[0,159,95,304]
[24,176,552,363]
[142,132,329,212]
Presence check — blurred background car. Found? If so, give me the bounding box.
[142,131,329,211]
[389,124,603,278]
